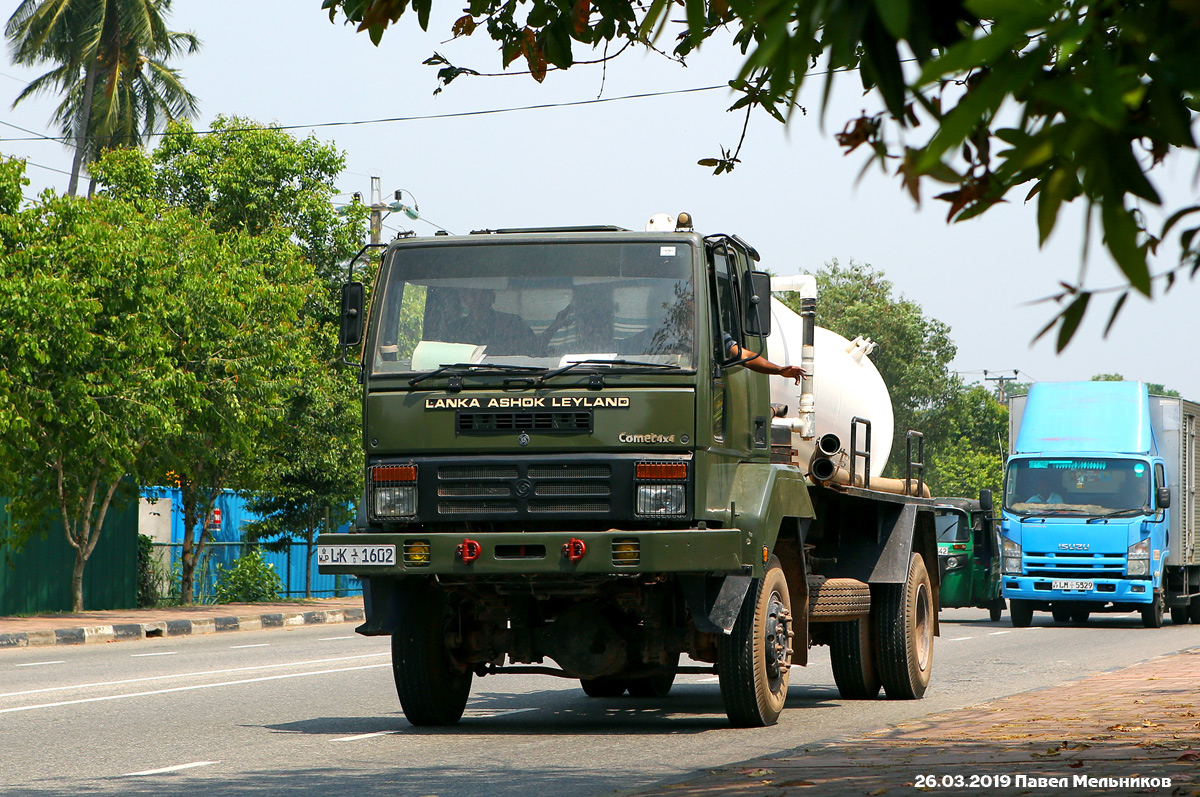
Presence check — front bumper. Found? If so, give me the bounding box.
[316,527,753,576]
[1001,576,1153,604]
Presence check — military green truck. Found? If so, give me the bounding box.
[935,493,1005,621]
[317,213,938,727]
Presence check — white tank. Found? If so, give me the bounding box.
[764,299,894,478]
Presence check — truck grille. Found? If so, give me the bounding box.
[457,411,592,434]
[1025,552,1126,579]
[434,461,613,516]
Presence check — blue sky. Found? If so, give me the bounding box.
[3,1,1197,399]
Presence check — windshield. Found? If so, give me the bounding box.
[935,510,970,542]
[1004,457,1151,516]
[371,241,695,374]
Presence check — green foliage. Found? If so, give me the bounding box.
[136,533,162,608]
[214,547,282,604]
[322,0,1200,348]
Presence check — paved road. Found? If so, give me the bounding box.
[3,608,1200,796]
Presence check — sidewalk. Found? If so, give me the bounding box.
[0,596,364,649]
[630,647,1200,795]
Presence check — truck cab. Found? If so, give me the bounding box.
[935,492,1003,620]
[1001,382,1198,628]
[319,215,938,728]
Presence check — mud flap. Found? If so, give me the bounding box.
[680,574,753,634]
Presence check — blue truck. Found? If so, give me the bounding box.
[1002,381,1200,628]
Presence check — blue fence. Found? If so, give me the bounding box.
[145,487,361,604]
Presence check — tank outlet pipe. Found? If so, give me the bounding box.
[810,458,931,497]
[771,274,817,440]
[817,433,841,457]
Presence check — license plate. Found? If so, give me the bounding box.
[1052,579,1094,591]
[317,545,396,566]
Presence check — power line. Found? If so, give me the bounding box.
[0,119,58,141]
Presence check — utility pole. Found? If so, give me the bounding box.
[369,176,385,245]
[983,369,1020,403]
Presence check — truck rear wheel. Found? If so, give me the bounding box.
[875,552,933,700]
[1189,597,1200,624]
[718,557,792,727]
[391,583,472,726]
[830,618,881,699]
[627,652,680,698]
[1142,593,1164,628]
[580,678,627,697]
[1010,599,1034,627]
[1170,606,1189,625]
[1051,605,1072,623]
[1070,608,1090,623]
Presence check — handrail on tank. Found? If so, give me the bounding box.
[849,417,872,490]
[905,430,926,498]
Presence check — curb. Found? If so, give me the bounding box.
[0,607,365,649]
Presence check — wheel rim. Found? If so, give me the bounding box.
[764,589,792,682]
[914,582,932,672]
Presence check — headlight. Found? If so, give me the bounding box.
[1127,538,1150,576]
[1002,536,1022,575]
[371,464,417,518]
[636,484,686,516]
[945,555,966,570]
[374,485,416,517]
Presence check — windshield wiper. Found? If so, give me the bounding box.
[1086,508,1150,522]
[538,358,684,384]
[408,362,543,387]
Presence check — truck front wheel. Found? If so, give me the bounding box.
[830,618,881,699]
[1009,599,1034,628]
[1141,593,1164,628]
[875,552,933,700]
[718,557,792,727]
[391,583,472,726]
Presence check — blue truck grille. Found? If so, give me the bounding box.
[1025,551,1125,580]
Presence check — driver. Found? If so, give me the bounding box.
[1027,471,1064,504]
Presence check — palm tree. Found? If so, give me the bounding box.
[5,0,200,196]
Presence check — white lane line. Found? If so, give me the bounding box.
[949,636,973,641]
[318,636,354,641]
[0,652,388,699]
[988,630,1011,636]
[229,644,269,649]
[464,707,538,718]
[15,661,66,667]
[131,652,178,657]
[331,731,396,742]
[697,676,721,683]
[1,663,389,715]
[119,761,219,777]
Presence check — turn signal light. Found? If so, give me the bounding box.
[374,464,417,482]
[636,462,687,480]
[612,538,640,566]
[403,539,431,565]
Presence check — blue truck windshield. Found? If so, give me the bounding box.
[1004,457,1151,516]
[371,241,695,374]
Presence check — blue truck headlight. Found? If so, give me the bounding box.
[1127,538,1150,577]
[636,484,686,516]
[1002,536,1022,575]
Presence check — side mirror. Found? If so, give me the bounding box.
[743,270,772,337]
[339,282,365,348]
[979,489,993,512]
[1156,486,1171,509]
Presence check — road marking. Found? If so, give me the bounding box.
[318,636,354,641]
[0,652,388,699]
[119,761,219,777]
[988,630,1011,636]
[697,676,721,683]
[948,636,973,641]
[463,707,538,718]
[331,731,397,742]
[229,644,269,649]
[15,661,66,667]
[0,663,390,714]
[131,652,178,657]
